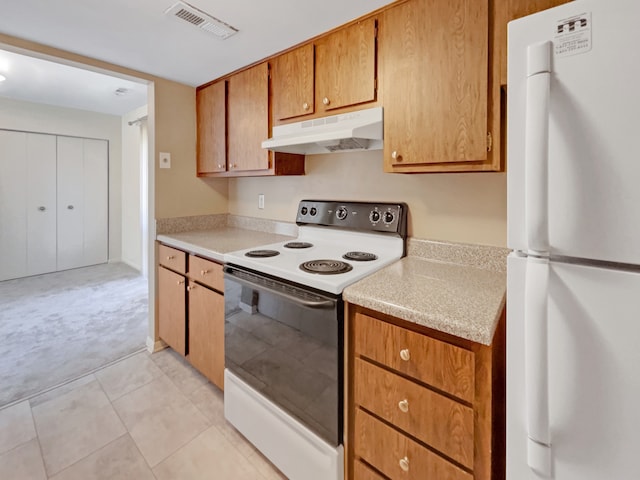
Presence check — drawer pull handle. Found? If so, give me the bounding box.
[177,280,185,285]
[200,269,210,276]
[187,285,196,291]
[400,348,411,361]
[166,255,175,260]
[399,456,410,472]
[398,399,409,413]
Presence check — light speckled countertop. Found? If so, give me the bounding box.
[343,239,509,345]
[156,214,296,262]
[157,216,508,345]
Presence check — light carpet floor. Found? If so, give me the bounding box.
[0,263,148,408]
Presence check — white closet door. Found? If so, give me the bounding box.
[26,133,57,276]
[57,136,108,271]
[0,130,28,281]
[82,139,108,266]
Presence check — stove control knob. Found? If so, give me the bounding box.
[383,211,395,224]
[310,207,317,216]
[301,206,308,215]
[369,210,381,223]
[336,207,348,220]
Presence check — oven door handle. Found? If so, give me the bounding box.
[225,269,337,309]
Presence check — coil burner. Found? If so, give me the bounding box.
[245,250,280,258]
[300,259,353,275]
[342,251,378,262]
[284,242,314,249]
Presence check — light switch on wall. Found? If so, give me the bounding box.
[159,152,171,169]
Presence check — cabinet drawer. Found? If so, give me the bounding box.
[354,460,386,480]
[189,255,224,292]
[354,409,472,480]
[158,244,186,273]
[354,358,474,468]
[354,313,474,403]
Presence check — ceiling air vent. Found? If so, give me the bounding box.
[164,1,238,39]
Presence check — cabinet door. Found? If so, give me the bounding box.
[380,0,488,169]
[227,63,270,172]
[316,17,376,112]
[26,133,57,277]
[197,81,227,174]
[158,265,186,355]
[272,43,315,121]
[188,281,224,390]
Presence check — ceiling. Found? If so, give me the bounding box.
[0,0,396,88]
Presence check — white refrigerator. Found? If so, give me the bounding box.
[507,1,640,479]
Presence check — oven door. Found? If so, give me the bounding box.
[223,264,343,446]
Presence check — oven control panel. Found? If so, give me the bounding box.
[296,200,407,237]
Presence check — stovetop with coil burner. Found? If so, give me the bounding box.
[225,200,408,294]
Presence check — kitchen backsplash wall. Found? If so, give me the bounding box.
[229,150,507,247]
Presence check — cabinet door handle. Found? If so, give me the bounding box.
[399,348,411,361]
[200,269,210,276]
[166,255,175,260]
[302,102,310,110]
[391,150,402,162]
[399,456,410,472]
[177,280,185,285]
[398,399,409,413]
[38,206,46,211]
[322,97,330,106]
[187,285,196,291]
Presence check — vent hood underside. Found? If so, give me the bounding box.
[262,107,383,155]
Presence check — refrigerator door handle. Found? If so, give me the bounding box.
[525,256,552,476]
[525,41,552,255]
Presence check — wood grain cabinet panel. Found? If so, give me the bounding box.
[272,43,315,121]
[354,409,473,480]
[353,312,475,403]
[228,62,270,172]
[189,255,224,292]
[315,17,377,113]
[379,0,489,171]
[188,280,225,390]
[158,244,186,273]
[196,80,226,174]
[354,358,474,468]
[157,265,186,355]
[354,460,386,480]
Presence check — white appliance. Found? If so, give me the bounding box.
[261,107,383,155]
[507,1,640,479]
[224,200,407,480]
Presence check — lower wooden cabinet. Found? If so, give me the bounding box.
[346,304,505,480]
[157,242,225,390]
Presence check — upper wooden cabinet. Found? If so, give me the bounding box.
[196,80,226,174]
[272,43,315,121]
[315,17,377,113]
[228,62,270,172]
[380,0,489,172]
[197,63,305,177]
[271,18,378,124]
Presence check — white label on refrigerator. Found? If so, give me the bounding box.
[554,12,592,57]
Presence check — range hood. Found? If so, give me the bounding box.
[262,107,383,155]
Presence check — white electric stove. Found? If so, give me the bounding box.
[223,200,407,480]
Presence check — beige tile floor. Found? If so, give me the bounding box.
[0,348,287,479]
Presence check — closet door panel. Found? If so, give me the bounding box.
[57,136,85,271]
[0,130,28,281]
[26,133,57,276]
[82,139,108,266]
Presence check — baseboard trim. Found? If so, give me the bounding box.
[146,336,167,353]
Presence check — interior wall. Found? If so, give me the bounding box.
[152,81,228,219]
[121,105,147,271]
[229,151,507,247]
[0,96,124,260]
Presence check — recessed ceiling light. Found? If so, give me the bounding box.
[114,87,129,96]
[0,74,6,82]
